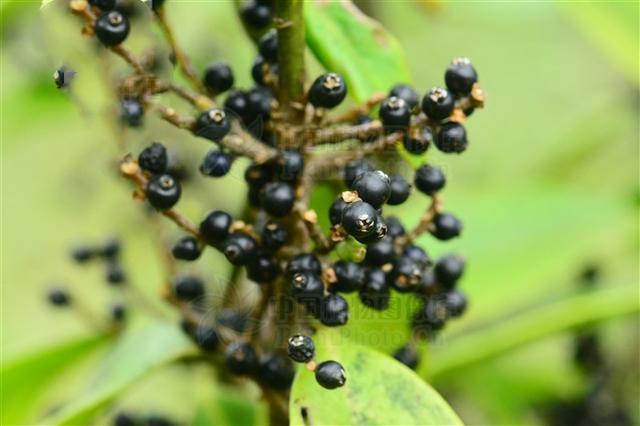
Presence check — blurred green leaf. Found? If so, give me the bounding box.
[46,321,196,425]
[289,329,462,426]
[0,335,106,425]
[426,284,640,378]
[191,393,262,426]
[557,2,639,87]
[304,0,412,102]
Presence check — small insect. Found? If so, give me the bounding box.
[53,66,76,89]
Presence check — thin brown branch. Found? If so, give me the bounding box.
[325,93,386,125]
[402,192,444,244]
[312,119,384,146]
[110,45,146,75]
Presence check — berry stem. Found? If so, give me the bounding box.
[312,119,384,146]
[325,92,386,125]
[404,192,444,244]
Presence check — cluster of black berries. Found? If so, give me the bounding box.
[47,236,127,326]
[288,335,346,389]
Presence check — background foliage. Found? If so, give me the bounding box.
[1,0,638,424]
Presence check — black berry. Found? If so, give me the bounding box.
[343,159,373,187]
[195,109,230,142]
[351,170,391,209]
[225,341,259,376]
[393,344,419,370]
[261,221,288,251]
[223,233,258,266]
[95,11,130,46]
[71,245,95,263]
[414,164,445,195]
[192,325,219,351]
[287,335,315,363]
[89,0,116,10]
[317,293,349,326]
[445,57,478,96]
[217,309,249,333]
[173,275,204,301]
[273,150,304,182]
[246,86,273,122]
[403,245,430,268]
[364,237,395,266]
[341,201,378,240]
[387,175,411,205]
[145,174,181,210]
[422,87,455,121]
[412,298,448,333]
[403,128,433,155]
[308,73,347,109]
[356,213,387,244]
[258,29,278,63]
[262,182,295,217]
[224,90,251,123]
[331,261,365,293]
[385,216,406,239]
[329,196,348,226]
[434,254,465,289]
[200,150,233,177]
[120,97,143,127]
[247,252,279,283]
[111,304,126,322]
[259,352,295,390]
[359,267,390,310]
[315,360,346,389]
[47,288,71,306]
[244,162,273,188]
[287,253,322,276]
[106,261,126,284]
[379,96,411,132]
[199,210,232,245]
[290,272,324,309]
[436,122,468,154]
[241,0,272,28]
[389,84,420,111]
[202,62,234,94]
[138,143,168,174]
[443,290,467,317]
[389,257,422,293]
[171,236,201,261]
[430,213,462,240]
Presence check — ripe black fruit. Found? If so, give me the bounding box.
[192,325,219,351]
[261,221,288,250]
[246,87,273,122]
[341,201,378,240]
[71,245,95,263]
[138,142,168,174]
[195,109,230,141]
[393,344,419,370]
[351,170,391,209]
[200,150,233,177]
[171,236,201,261]
[262,182,295,217]
[216,309,249,333]
[145,174,181,210]
[434,254,465,289]
[329,196,348,226]
[359,268,390,310]
[223,233,258,265]
[343,159,373,187]
[317,293,349,326]
[436,122,468,154]
[225,342,259,376]
[47,288,71,306]
[389,257,422,293]
[385,216,406,239]
[172,275,204,301]
[287,253,322,276]
[258,29,278,63]
[199,210,232,245]
[287,335,315,363]
[422,87,455,121]
[379,96,411,131]
[430,213,462,240]
[331,261,365,293]
[224,90,251,122]
[387,175,411,205]
[308,73,347,109]
[202,62,234,94]
[445,57,478,96]
[89,0,116,10]
[244,162,273,188]
[414,164,446,195]
[290,272,324,309]
[389,84,420,111]
[443,290,467,317]
[259,352,295,390]
[403,244,430,268]
[364,237,395,266]
[356,213,387,244]
[413,298,448,333]
[95,11,130,46]
[315,361,346,389]
[403,127,433,155]
[247,252,279,283]
[273,150,304,181]
[120,97,143,127]
[241,0,272,28]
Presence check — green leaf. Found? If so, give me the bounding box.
[46,321,197,425]
[0,335,106,425]
[426,284,640,378]
[304,0,412,102]
[289,330,463,426]
[191,390,267,426]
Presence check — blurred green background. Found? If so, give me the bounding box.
[1,0,638,425]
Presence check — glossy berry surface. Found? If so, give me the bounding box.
[341,201,378,240]
[389,84,420,110]
[223,233,258,265]
[47,288,70,306]
[247,252,279,283]
[261,221,288,251]
[262,182,295,217]
[434,254,465,289]
[332,261,365,293]
[287,253,322,276]
[356,213,387,244]
[317,293,349,326]
[308,73,347,109]
[385,216,406,239]
[403,127,433,155]
[89,0,116,10]
[287,335,315,363]
[315,360,346,389]
[145,174,181,210]
[393,344,419,370]
[259,352,295,390]
[364,237,395,266]
[379,96,411,131]
[414,164,446,195]
[258,29,278,63]
[351,170,391,209]
[422,87,455,121]
[199,210,232,245]
[387,174,411,205]
[95,11,130,46]
[195,109,230,141]
[430,213,462,240]
[202,62,234,94]
[343,159,373,187]
[171,236,201,261]
[436,122,468,154]
[290,272,324,308]
[173,275,204,301]
[329,196,348,226]
[443,290,467,317]
[138,142,167,174]
[359,268,390,310]
[445,57,478,96]
[389,257,422,293]
[273,150,304,181]
[413,298,449,333]
[403,245,430,269]
[225,342,259,376]
[224,90,250,122]
[200,150,233,177]
[241,0,272,28]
